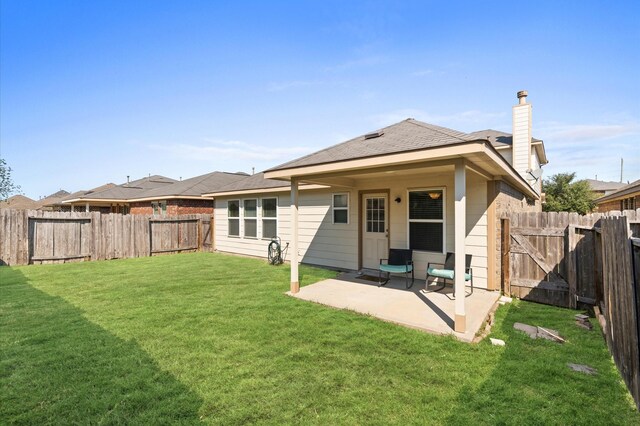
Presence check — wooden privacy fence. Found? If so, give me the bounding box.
[501,209,639,308]
[0,210,213,266]
[599,217,640,410]
[502,210,640,410]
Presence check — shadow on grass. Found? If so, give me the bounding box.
[443,301,639,424]
[0,267,203,424]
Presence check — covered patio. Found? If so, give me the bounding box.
[290,273,501,342]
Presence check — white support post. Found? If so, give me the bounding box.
[454,159,467,333]
[70,204,75,213]
[85,203,90,213]
[290,178,300,293]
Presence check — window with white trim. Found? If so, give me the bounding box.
[332,193,349,224]
[408,189,444,253]
[243,199,257,238]
[261,198,277,239]
[228,200,240,237]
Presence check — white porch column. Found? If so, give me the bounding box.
[85,203,90,213]
[290,177,300,293]
[70,204,75,213]
[454,159,467,333]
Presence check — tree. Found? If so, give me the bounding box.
[0,158,21,201]
[542,172,595,214]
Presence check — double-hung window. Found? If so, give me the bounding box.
[261,198,277,239]
[228,200,240,237]
[332,193,349,224]
[243,199,257,238]
[408,189,444,253]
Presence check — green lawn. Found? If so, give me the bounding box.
[1,252,638,425]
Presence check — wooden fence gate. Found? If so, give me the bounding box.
[502,210,639,308]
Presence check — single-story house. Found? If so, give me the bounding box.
[62,172,248,215]
[62,175,177,213]
[127,171,248,215]
[595,179,640,212]
[205,91,548,333]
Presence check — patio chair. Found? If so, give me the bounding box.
[426,252,473,296]
[379,248,414,289]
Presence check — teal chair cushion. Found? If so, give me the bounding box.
[427,267,471,281]
[380,264,413,274]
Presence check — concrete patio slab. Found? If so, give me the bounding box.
[290,272,500,342]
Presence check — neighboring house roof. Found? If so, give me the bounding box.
[595,179,640,204]
[64,175,176,203]
[267,119,547,172]
[130,171,248,201]
[585,179,626,194]
[0,195,39,210]
[61,183,117,202]
[38,190,71,208]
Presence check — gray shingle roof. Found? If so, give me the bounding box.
[212,172,290,193]
[61,183,117,202]
[38,190,71,207]
[585,179,626,193]
[71,175,176,200]
[267,119,548,172]
[596,179,640,203]
[138,171,248,199]
[267,119,471,171]
[465,129,543,148]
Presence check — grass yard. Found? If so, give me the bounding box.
[1,252,638,425]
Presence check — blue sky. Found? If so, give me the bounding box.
[1,0,639,199]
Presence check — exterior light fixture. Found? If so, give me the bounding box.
[394,197,401,203]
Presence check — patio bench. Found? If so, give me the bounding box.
[426,252,473,296]
[379,248,414,289]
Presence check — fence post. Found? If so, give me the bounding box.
[567,225,578,309]
[501,217,511,296]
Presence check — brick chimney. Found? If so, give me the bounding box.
[512,90,532,180]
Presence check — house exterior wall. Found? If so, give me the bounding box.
[596,193,640,212]
[130,199,214,216]
[214,170,490,289]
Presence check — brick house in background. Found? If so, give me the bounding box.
[128,171,248,215]
[595,179,640,212]
[62,175,176,213]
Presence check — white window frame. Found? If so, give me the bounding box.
[332,192,350,225]
[261,197,278,240]
[228,199,240,237]
[406,187,446,254]
[243,198,258,239]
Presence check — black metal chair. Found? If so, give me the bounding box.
[379,248,414,289]
[426,252,473,296]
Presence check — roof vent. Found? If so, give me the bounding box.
[364,131,384,140]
